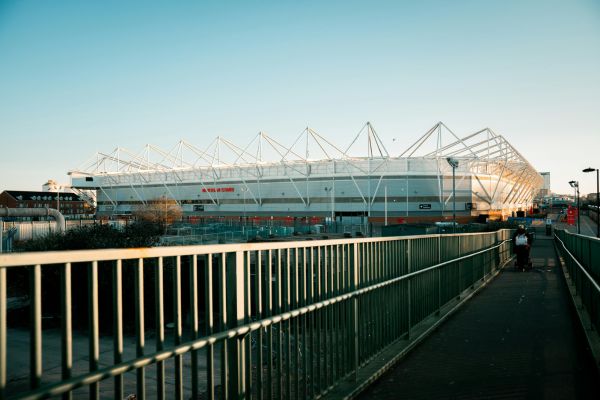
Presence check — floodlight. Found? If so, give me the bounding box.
[446,157,459,168]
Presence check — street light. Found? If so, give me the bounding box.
[324,187,334,227]
[241,187,248,229]
[447,157,459,233]
[583,167,599,238]
[569,180,580,234]
[384,186,388,226]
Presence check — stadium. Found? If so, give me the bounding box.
[69,122,543,226]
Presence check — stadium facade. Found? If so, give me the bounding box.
[69,122,543,224]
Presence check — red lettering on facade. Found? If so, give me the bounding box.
[201,187,235,193]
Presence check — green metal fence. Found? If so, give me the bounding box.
[0,230,513,400]
[554,229,600,332]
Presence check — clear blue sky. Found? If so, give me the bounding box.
[1,0,599,195]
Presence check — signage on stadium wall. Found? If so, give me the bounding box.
[419,204,432,209]
[201,187,235,193]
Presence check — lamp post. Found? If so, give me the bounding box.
[447,157,459,233]
[161,193,168,234]
[324,187,334,228]
[583,167,599,238]
[241,187,247,227]
[384,186,388,226]
[569,181,580,234]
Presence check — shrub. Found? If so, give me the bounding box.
[9,221,164,331]
[14,221,162,252]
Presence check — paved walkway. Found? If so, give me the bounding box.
[358,237,600,399]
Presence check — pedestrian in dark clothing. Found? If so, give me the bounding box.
[512,224,533,270]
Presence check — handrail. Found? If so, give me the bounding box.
[0,229,511,268]
[555,233,600,294]
[400,239,510,280]
[1,230,513,400]
[7,238,511,400]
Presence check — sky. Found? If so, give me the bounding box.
[0,0,599,196]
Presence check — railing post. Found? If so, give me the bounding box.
[30,264,42,390]
[228,251,247,399]
[244,251,253,399]
[407,239,412,340]
[190,255,199,400]
[437,236,441,315]
[154,258,165,400]
[457,235,461,300]
[60,263,72,400]
[88,261,100,400]
[205,255,215,400]
[0,267,6,400]
[113,260,124,400]
[134,259,145,400]
[352,242,360,380]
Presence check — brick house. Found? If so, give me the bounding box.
[0,190,94,218]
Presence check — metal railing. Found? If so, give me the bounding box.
[554,229,600,331]
[161,231,241,246]
[0,230,513,400]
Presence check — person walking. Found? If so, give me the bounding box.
[512,224,533,271]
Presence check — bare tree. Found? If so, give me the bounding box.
[133,196,182,231]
